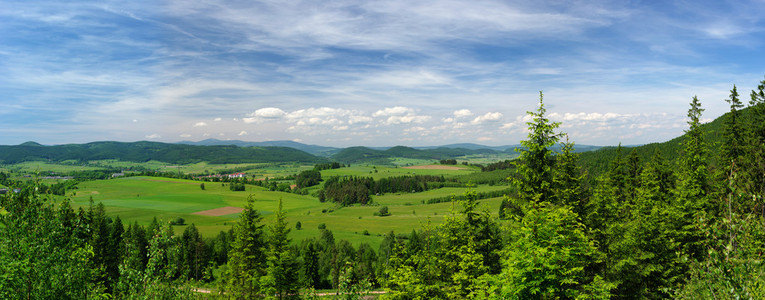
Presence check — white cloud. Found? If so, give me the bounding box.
[250,107,286,119]
[349,115,373,124]
[471,112,503,124]
[453,109,473,118]
[383,115,431,125]
[287,107,349,118]
[179,133,191,138]
[373,106,414,117]
[214,117,222,121]
[132,119,138,123]
[502,114,534,129]
[145,134,161,139]
[193,122,208,127]
[238,130,248,136]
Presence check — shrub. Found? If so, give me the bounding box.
[374,206,390,217]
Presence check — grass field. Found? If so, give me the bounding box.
[66,171,508,249]
[1,160,317,181]
[3,161,105,173]
[320,165,476,180]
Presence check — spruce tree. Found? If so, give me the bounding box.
[552,135,587,216]
[747,77,765,215]
[675,96,710,261]
[227,195,267,298]
[511,91,561,208]
[722,85,746,174]
[262,199,300,298]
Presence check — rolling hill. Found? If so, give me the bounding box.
[0,141,327,164]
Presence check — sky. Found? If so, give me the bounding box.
[1,0,764,147]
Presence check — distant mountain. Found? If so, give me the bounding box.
[415,143,515,152]
[0,141,326,164]
[417,143,602,153]
[177,139,338,156]
[331,145,504,164]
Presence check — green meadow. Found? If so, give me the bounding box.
[67,169,509,249]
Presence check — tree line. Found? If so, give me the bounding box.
[317,175,457,205]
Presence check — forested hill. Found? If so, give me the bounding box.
[0,141,327,164]
[331,145,497,164]
[578,103,743,176]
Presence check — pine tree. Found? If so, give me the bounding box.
[261,199,300,298]
[625,148,642,203]
[227,195,267,298]
[721,85,746,174]
[498,204,599,299]
[608,150,681,298]
[747,77,765,216]
[511,91,562,208]
[675,96,710,261]
[301,239,321,289]
[552,135,587,215]
[106,215,124,290]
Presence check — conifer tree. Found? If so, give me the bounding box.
[675,96,710,261]
[106,215,124,290]
[511,91,562,208]
[552,135,587,216]
[262,199,300,298]
[301,239,321,289]
[721,85,746,174]
[227,195,267,298]
[608,150,681,298]
[625,148,641,203]
[747,77,765,215]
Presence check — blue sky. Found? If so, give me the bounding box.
[1,0,764,147]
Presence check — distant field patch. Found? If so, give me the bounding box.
[403,165,465,170]
[142,178,198,185]
[193,206,243,216]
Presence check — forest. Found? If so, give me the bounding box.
[1,77,764,299]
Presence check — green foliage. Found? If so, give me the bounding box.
[552,137,587,214]
[261,199,300,298]
[296,169,322,188]
[229,182,246,191]
[676,177,765,299]
[0,192,103,299]
[227,195,267,298]
[383,188,500,299]
[376,206,391,216]
[497,204,599,299]
[511,91,562,207]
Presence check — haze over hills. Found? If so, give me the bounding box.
[175,139,604,156]
[0,138,605,166]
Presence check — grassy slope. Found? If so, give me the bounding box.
[68,173,505,249]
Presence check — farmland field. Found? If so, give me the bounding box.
[66,167,509,249]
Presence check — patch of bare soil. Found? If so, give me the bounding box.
[402,165,465,170]
[192,206,243,216]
